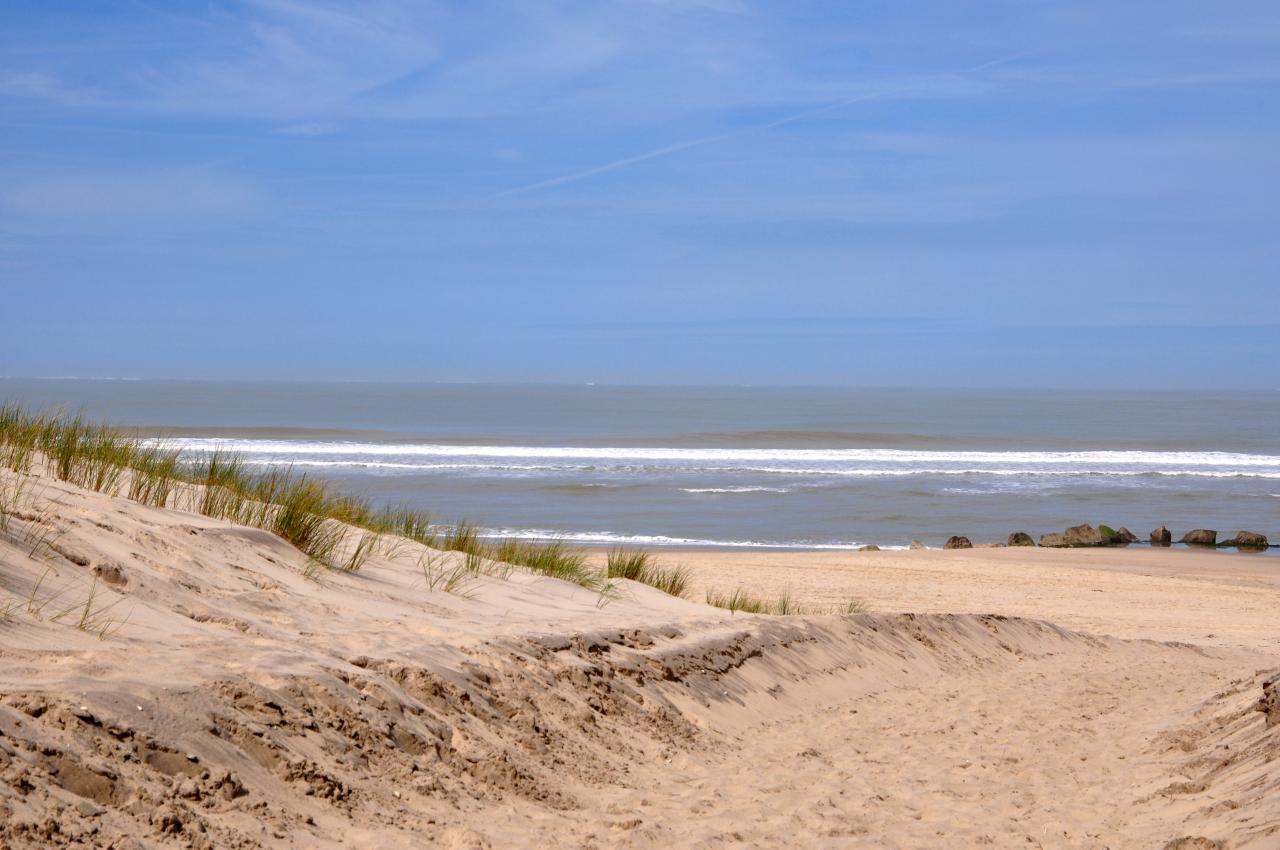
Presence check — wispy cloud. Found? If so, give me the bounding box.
[489,56,1019,198]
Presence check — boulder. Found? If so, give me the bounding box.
[1098,525,1122,545]
[1064,524,1105,546]
[943,536,972,550]
[908,540,926,550]
[1180,529,1217,546]
[1115,527,1138,544]
[859,544,880,552]
[1150,526,1172,546]
[1007,531,1036,547]
[1221,530,1269,549]
[1039,532,1068,548]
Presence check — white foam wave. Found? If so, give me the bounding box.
[680,486,792,494]
[152,438,1280,466]
[150,438,1280,479]
[480,527,899,550]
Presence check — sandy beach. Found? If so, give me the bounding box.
[1,461,1277,849]
[601,546,1280,652]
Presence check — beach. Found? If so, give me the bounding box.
[602,545,1280,651]
[2,457,1277,849]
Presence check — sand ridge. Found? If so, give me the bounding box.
[0,468,1277,848]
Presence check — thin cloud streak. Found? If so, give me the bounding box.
[489,55,1021,199]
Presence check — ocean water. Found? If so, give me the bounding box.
[3,379,1278,550]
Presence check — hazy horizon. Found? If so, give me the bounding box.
[3,2,1278,386]
[3,376,1279,393]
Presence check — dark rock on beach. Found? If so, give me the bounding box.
[859,544,880,552]
[1221,531,1269,549]
[1039,524,1118,548]
[1064,524,1105,546]
[1150,526,1172,546]
[1180,529,1217,546]
[1095,525,1136,546]
[909,540,926,550]
[1007,532,1036,547]
[943,536,972,550]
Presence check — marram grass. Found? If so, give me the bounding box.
[0,404,626,594]
[606,547,690,598]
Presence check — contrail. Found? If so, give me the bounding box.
[483,52,1024,199]
[488,132,736,199]
[488,54,1022,200]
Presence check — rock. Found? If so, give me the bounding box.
[1221,530,1269,549]
[908,540,926,550]
[1096,525,1136,545]
[858,545,880,552]
[943,536,972,550]
[1180,529,1217,546]
[1043,525,1108,547]
[1007,532,1036,547]
[1064,524,1105,546]
[1150,526,1172,546]
[75,799,105,818]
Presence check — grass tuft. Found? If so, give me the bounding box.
[606,547,690,597]
[490,538,610,592]
[705,587,769,614]
[704,586,812,615]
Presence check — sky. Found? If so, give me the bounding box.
[1,0,1278,387]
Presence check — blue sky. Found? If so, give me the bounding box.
[1,0,1277,386]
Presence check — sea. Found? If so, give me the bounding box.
[3,379,1277,551]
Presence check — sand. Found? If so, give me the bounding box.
[1,467,1277,849]
[613,546,1280,652]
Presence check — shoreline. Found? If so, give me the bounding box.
[574,539,1280,554]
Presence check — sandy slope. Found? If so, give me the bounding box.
[0,469,1277,849]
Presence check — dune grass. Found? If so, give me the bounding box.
[0,405,42,473]
[0,404,629,594]
[705,587,770,614]
[441,520,482,555]
[490,538,614,593]
[605,548,690,598]
[127,444,182,508]
[703,586,863,616]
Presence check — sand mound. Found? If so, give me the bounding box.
[1,469,1277,848]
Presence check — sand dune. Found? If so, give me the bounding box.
[1,468,1277,848]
